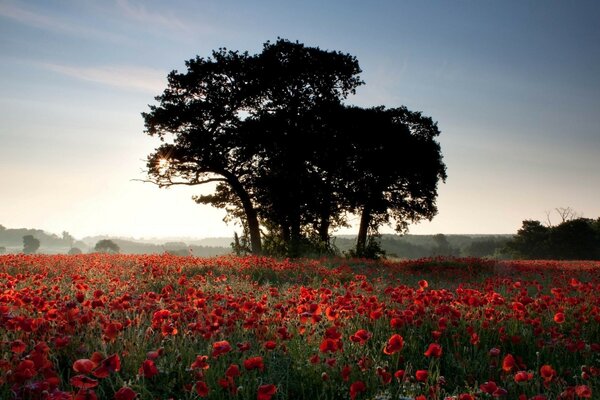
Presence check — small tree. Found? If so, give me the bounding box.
[94,239,120,254]
[68,247,82,255]
[23,235,40,254]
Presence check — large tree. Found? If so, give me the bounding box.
[143,39,362,254]
[334,106,447,256]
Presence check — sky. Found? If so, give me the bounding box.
[1,0,599,240]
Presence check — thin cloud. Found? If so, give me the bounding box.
[115,0,193,34]
[0,1,127,42]
[42,63,167,94]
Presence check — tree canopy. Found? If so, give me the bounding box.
[506,217,600,260]
[143,38,446,257]
[22,235,40,254]
[94,239,120,254]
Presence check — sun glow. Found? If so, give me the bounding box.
[157,158,170,174]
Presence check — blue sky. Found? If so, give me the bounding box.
[1,0,599,239]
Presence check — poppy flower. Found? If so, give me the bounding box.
[502,354,516,372]
[424,343,442,358]
[264,340,277,350]
[540,365,556,383]
[257,384,277,400]
[190,355,210,370]
[70,375,99,389]
[243,356,264,371]
[383,334,404,355]
[73,359,96,374]
[10,340,26,354]
[553,312,565,324]
[349,380,366,400]
[575,385,592,398]
[114,387,137,400]
[319,338,340,353]
[415,370,428,382]
[225,364,240,378]
[350,329,372,345]
[195,381,209,397]
[138,360,159,378]
[341,365,351,381]
[93,354,121,378]
[212,341,232,358]
[75,389,97,400]
[480,381,498,394]
[514,371,533,383]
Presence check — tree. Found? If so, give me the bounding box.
[333,106,446,256]
[23,235,40,254]
[505,217,600,260]
[68,247,82,255]
[142,39,362,254]
[62,231,75,248]
[94,239,120,254]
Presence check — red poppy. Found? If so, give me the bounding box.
[225,364,240,378]
[394,369,405,381]
[553,312,565,323]
[424,343,442,358]
[502,354,516,372]
[350,380,366,400]
[341,365,351,381]
[257,384,277,400]
[212,340,232,358]
[415,370,428,382]
[319,338,340,353]
[480,381,498,394]
[114,387,137,400]
[190,355,210,370]
[383,334,404,355]
[70,375,99,389]
[350,329,372,345]
[10,340,26,354]
[264,340,277,350]
[575,385,592,398]
[73,359,96,374]
[514,371,533,383]
[75,389,98,400]
[93,353,121,378]
[138,360,159,378]
[195,381,209,397]
[540,365,556,383]
[243,356,264,371]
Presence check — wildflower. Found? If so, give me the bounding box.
[257,384,277,400]
[424,343,442,358]
[350,381,366,400]
[383,334,404,355]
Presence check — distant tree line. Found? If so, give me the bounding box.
[505,217,600,260]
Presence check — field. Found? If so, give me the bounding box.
[1,255,599,400]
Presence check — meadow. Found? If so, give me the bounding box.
[1,254,598,400]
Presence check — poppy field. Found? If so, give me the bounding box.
[1,254,599,400]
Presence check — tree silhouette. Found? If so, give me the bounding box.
[94,239,120,254]
[334,106,446,256]
[143,39,362,254]
[22,235,40,254]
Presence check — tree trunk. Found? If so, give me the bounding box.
[356,204,371,256]
[225,173,262,254]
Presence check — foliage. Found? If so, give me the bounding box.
[68,247,82,255]
[506,218,600,260]
[94,239,120,254]
[143,39,446,258]
[22,234,40,254]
